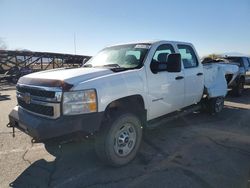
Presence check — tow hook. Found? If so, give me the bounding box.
[31,138,38,143]
[6,122,15,138]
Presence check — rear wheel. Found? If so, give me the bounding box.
[232,79,244,97]
[95,112,142,166]
[208,97,224,115]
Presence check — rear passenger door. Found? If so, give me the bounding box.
[177,44,204,107]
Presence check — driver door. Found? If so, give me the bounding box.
[146,44,185,120]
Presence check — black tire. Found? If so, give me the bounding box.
[208,97,224,115]
[95,112,142,167]
[200,98,209,113]
[232,79,244,97]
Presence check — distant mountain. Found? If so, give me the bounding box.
[221,52,249,57]
[14,48,31,52]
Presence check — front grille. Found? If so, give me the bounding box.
[17,86,55,98]
[16,84,61,118]
[18,98,54,116]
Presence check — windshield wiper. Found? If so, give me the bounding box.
[94,64,128,70]
[110,67,129,72]
[83,63,130,72]
[85,64,121,69]
[102,64,121,68]
[82,64,92,68]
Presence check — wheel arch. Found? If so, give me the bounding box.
[102,95,147,126]
[239,75,245,83]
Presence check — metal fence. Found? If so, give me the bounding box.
[0,50,91,83]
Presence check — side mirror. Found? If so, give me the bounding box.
[166,53,181,72]
[150,53,182,74]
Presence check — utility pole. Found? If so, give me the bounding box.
[74,33,76,55]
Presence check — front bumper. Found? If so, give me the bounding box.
[8,106,104,142]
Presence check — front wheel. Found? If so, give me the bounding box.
[208,97,224,115]
[95,112,142,167]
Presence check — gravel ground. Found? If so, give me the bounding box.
[0,87,250,188]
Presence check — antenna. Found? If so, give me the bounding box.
[74,33,76,55]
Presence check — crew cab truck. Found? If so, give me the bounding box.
[8,41,237,166]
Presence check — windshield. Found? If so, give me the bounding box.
[224,57,243,66]
[84,43,150,69]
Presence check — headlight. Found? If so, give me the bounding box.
[63,89,97,115]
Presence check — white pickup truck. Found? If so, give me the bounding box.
[8,40,238,166]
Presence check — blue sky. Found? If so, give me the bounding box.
[0,0,249,57]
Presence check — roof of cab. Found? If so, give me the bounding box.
[106,40,193,48]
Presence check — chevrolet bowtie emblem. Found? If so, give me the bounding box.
[23,93,31,104]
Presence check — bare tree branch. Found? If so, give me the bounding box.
[0,38,7,50]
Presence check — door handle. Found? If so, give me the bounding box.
[175,76,184,80]
[197,73,203,76]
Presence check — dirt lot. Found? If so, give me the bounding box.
[0,87,250,188]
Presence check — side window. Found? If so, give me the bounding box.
[150,44,175,73]
[243,57,249,69]
[152,44,175,62]
[177,45,198,68]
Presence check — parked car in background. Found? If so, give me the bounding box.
[224,56,250,96]
[247,57,250,84]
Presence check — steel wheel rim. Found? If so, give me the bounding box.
[215,98,224,113]
[113,123,137,157]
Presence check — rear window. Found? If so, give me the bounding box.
[225,57,243,67]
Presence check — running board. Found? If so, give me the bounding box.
[146,104,201,129]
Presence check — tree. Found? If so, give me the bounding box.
[201,54,223,64]
[0,38,7,50]
[0,38,7,72]
[207,54,222,60]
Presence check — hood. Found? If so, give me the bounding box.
[18,67,114,89]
